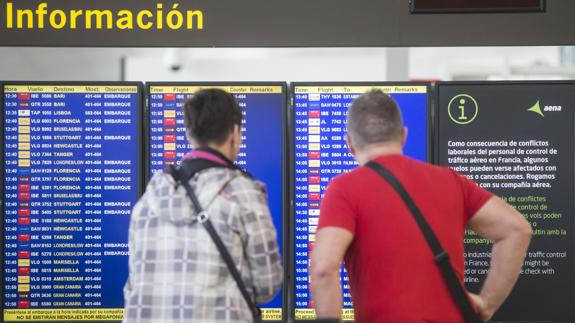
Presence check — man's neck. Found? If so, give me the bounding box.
[355,144,403,166]
[203,144,235,163]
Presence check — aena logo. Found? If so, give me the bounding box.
[527,100,562,118]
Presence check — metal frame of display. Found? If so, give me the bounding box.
[410,0,546,14]
[0,81,145,323]
[143,81,290,322]
[288,81,433,322]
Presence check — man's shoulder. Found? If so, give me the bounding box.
[368,155,462,190]
[385,155,455,176]
[220,171,267,206]
[329,165,367,187]
[330,156,460,191]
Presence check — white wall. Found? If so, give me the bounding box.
[0,47,570,83]
[409,47,565,81]
[124,48,390,82]
[0,48,132,81]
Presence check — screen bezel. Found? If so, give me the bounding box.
[288,81,433,321]
[143,81,289,322]
[0,81,145,323]
[410,0,546,14]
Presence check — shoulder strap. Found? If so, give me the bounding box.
[174,151,254,181]
[366,161,482,323]
[166,165,262,320]
[173,158,236,177]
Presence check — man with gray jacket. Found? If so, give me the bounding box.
[123,89,283,323]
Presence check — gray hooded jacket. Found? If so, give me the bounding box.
[123,168,283,323]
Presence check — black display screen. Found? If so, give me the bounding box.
[411,0,545,13]
[435,81,575,321]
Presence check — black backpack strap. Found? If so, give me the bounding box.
[166,164,262,321]
[172,148,254,181]
[167,158,237,179]
[366,161,482,323]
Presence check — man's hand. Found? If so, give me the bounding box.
[468,292,494,322]
[468,197,532,319]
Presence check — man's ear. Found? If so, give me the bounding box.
[231,124,242,147]
[345,134,356,156]
[187,135,197,149]
[401,127,408,146]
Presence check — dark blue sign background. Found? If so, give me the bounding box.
[292,85,429,319]
[2,84,141,319]
[147,85,285,315]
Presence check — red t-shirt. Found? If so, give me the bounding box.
[318,155,492,323]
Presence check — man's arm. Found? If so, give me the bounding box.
[231,178,283,303]
[467,196,532,321]
[311,227,354,319]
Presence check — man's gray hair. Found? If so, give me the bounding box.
[346,89,403,149]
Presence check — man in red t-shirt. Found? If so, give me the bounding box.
[310,90,532,323]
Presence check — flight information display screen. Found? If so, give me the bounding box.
[2,83,142,321]
[147,84,286,321]
[292,84,430,320]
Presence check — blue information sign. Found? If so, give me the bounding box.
[2,83,142,322]
[291,83,430,320]
[146,83,286,321]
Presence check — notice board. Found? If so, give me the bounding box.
[436,81,575,322]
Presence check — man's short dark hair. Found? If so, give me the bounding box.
[182,88,242,146]
[347,90,403,149]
